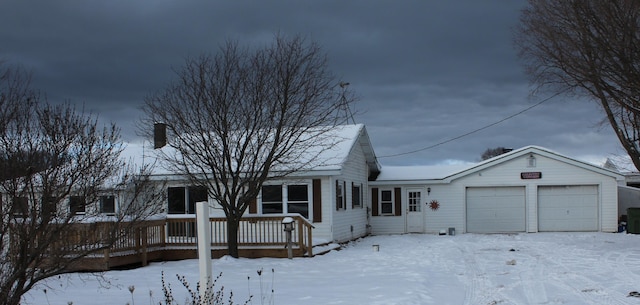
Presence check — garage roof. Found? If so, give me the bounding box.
[372,145,624,184]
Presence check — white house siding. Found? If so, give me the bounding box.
[329,137,371,243]
[371,148,621,235]
[369,184,407,235]
[449,153,619,233]
[424,184,465,234]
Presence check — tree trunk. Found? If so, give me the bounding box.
[226,217,240,258]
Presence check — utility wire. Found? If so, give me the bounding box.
[378,90,568,159]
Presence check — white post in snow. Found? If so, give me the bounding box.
[196,201,212,301]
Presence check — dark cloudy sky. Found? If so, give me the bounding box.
[0,1,624,166]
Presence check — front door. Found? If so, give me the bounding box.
[406,189,424,233]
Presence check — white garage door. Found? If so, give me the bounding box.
[538,185,598,232]
[466,187,526,233]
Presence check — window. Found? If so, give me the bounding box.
[336,181,345,210]
[168,186,207,214]
[41,196,57,221]
[188,187,208,214]
[380,190,393,214]
[287,184,309,218]
[261,185,283,214]
[352,183,362,208]
[100,195,116,214]
[408,191,421,212]
[69,196,86,215]
[168,187,186,214]
[11,197,28,217]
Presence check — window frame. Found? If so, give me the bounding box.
[69,195,86,215]
[379,189,394,215]
[352,183,362,208]
[261,185,284,214]
[259,183,312,218]
[407,191,421,212]
[336,180,345,210]
[100,195,116,215]
[168,186,208,214]
[287,184,309,218]
[11,196,28,218]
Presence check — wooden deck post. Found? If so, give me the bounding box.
[141,226,148,267]
[307,222,313,257]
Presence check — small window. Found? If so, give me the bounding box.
[12,197,28,218]
[336,181,345,210]
[287,184,309,218]
[41,196,57,221]
[69,196,86,215]
[408,191,421,212]
[352,183,362,208]
[380,190,393,214]
[100,195,116,214]
[262,185,283,214]
[168,187,186,214]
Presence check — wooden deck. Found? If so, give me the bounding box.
[67,215,314,271]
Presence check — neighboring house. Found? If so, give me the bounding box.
[370,146,624,235]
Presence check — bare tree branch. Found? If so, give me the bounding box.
[515,0,640,170]
[0,63,164,305]
[142,34,353,257]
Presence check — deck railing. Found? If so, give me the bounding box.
[55,214,313,268]
[165,215,314,254]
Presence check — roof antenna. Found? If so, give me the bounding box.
[339,81,356,124]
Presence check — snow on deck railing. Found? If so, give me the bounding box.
[53,214,314,259]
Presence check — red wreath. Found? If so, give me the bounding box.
[428,200,440,211]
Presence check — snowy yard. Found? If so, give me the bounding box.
[24,232,640,305]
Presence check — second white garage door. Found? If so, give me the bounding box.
[538,185,598,232]
[466,186,526,233]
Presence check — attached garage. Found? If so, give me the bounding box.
[466,186,526,233]
[371,146,623,235]
[538,185,598,231]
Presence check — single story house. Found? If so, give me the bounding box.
[370,146,624,235]
[132,123,381,244]
[119,125,626,247]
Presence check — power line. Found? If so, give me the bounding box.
[378,90,568,159]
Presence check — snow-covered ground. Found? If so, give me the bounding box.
[23,232,640,305]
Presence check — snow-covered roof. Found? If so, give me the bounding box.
[375,164,471,182]
[373,145,624,183]
[120,124,380,178]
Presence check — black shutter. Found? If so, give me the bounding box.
[371,188,379,216]
[394,187,402,216]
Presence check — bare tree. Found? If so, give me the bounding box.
[480,147,511,161]
[0,64,162,305]
[515,0,640,170]
[142,35,353,258]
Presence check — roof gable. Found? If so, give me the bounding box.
[373,145,624,183]
[445,145,624,182]
[122,124,380,178]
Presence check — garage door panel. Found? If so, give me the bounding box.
[538,185,598,232]
[466,187,525,233]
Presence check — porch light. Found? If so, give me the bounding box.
[528,154,536,167]
[282,217,295,232]
[427,187,431,195]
